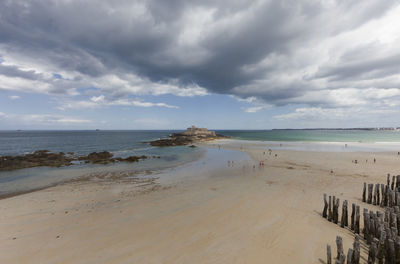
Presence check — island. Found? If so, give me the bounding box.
[150,126,229,147]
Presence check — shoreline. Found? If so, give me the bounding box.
[2,140,400,263]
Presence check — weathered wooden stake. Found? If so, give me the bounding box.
[377,183,381,205]
[388,239,395,264]
[368,238,377,264]
[327,244,332,264]
[394,237,400,264]
[341,200,348,228]
[334,198,340,224]
[346,248,353,264]
[363,182,367,203]
[323,193,328,218]
[336,236,343,259]
[353,235,360,264]
[376,231,385,264]
[355,205,360,234]
[328,195,333,222]
[351,203,355,230]
[368,184,373,204]
[392,175,396,190]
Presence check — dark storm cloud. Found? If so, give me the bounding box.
[0,63,42,80]
[315,54,400,81]
[0,0,399,106]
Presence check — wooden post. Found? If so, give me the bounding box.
[385,207,389,223]
[368,238,377,264]
[336,236,343,259]
[381,184,385,207]
[397,175,400,189]
[377,183,381,205]
[334,198,340,224]
[394,237,400,264]
[374,183,378,205]
[346,248,353,264]
[363,182,367,203]
[391,211,397,229]
[341,200,348,228]
[351,203,355,230]
[327,244,332,264]
[385,185,389,207]
[388,239,395,264]
[364,209,371,244]
[355,205,360,234]
[397,192,400,207]
[392,175,396,190]
[328,195,333,222]
[344,200,348,227]
[368,184,373,204]
[323,193,328,218]
[376,231,385,264]
[353,235,360,264]
[388,173,391,186]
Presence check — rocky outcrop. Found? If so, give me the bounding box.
[0,150,74,171]
[0,150,153,171]
[150,128,228,147]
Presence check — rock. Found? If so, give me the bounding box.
[0,150,74,171]
[0,151,149,171]
[79,151,114,164]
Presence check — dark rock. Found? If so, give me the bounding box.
[0,151,74,171]
[0,150,149,171]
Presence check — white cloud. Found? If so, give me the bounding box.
[0,112,91,125]
[58,96,179,110]
[8,95,20,100]
[274,107,396,121]
[244,106,265,113]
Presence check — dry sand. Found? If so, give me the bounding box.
[1,140,400,263]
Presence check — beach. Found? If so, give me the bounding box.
[1,140,399,263]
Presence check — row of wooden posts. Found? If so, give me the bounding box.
[323,194,360,233]
[362,174,400,207]
[326,235,360,264]
[323,174,400,263]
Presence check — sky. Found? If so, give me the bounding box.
[1,0,400,130]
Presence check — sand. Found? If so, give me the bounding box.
[1,140,400,263]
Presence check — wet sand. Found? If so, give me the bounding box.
[1,141,400,263]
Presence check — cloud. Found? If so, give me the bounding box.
[244,106,266,113]
[8,95,20,100]
[0,112,91,125]
[58,95,178,110]
[274,107,396,122]
[0,0,400,117]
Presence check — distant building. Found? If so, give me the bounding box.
[181,126,216,136]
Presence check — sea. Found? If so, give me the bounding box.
[2,129,400,197]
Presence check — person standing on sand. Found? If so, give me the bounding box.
[374,158,376,163]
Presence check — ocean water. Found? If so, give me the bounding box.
[0,130,181,156]
[217,129,400,143]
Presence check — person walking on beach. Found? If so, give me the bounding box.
[374,158,376,163]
